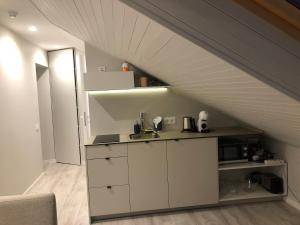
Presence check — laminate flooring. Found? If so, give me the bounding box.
[27,162,300,225]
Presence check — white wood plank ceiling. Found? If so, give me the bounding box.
[31,0,300,147]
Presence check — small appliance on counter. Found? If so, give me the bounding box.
[93,134,120,144]
[153,116,163,131]
[244,172,284,194]
[261,173,284,194]
[182,116,197,132]
[197,111,209,133]
[218,135,262,164]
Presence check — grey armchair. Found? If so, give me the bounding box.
[0,193,57,225]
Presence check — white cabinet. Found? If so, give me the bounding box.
[167,138,219,208]
[84,71,134,91]
[87,137,219,220]
[128,141,169,211]
[86,144,130,217]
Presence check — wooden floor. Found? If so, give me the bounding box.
[27,162,300,225]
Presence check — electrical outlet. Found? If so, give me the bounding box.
[97,65,106,72]
[164,116,176,125]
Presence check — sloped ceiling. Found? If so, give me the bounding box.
[30,0,300,147]
[0,0,84,51]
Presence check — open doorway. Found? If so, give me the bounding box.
[35,64,55,162]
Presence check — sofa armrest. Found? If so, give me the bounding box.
[0,193,57,225]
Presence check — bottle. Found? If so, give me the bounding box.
[134,121,141,134]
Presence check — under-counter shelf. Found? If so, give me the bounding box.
[218,161,286,171]
[219,162,287,203]
[219,183,286,202]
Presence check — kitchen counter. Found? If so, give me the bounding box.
[84,126,263,146]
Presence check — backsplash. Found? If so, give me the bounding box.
[88,89,239,135]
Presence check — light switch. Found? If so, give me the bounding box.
[35,123,40,132]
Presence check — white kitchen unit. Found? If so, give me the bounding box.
[85,128,286,223]
[84,71,134,91]
[86,136,219,222]
[167,138,219,208]
[128,141,169,211]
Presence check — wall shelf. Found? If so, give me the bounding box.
[84,71,135,91]
[84,71,169,91]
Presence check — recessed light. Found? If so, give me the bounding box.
[8,11,18,19]
[28,25,37,32]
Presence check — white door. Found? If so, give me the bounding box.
[48,49,81,165]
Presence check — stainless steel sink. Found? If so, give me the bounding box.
[129,132,160,140]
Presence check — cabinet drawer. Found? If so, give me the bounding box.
[89,185,130,216]
[87,157,128,187]
[86,144,127,159]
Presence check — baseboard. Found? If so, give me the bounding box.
[23,172,45,194]
[285,197,300,211]
[44,158,56,164]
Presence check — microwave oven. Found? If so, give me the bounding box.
[218,135,261,164]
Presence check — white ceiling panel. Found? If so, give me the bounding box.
[30,0,300,147]
[0,0,84,51]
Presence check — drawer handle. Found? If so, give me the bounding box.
[105,144,110,147]
[107,186,112,189]
[105,157,111,160]
[145,141,149,144]
[174,139,179,142]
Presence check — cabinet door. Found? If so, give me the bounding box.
[167,138,218,208]
[128,141,169,212]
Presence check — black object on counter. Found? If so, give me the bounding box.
[134,122,141,134]
[93,134,120,144]
[261,173,284,194]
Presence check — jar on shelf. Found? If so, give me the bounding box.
[122,62,129,71]
[140,76,148,87]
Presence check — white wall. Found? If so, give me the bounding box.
[0,25,47,195]
[85,44,240,135]
[36,65,55,160]
[266,138,300,208]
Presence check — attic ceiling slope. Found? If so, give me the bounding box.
[120,0,300,102]
[30,0,300,147]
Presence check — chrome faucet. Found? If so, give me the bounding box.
[139,112,145,133]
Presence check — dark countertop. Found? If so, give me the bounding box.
[84,126,263,146]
